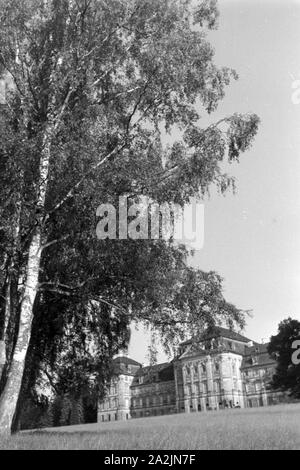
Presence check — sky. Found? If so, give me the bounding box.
[129,0,300,363]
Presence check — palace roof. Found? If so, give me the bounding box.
[241,342,276,369]
[131,362,174,385]
[180,326,252,346]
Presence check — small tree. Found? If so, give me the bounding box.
[268,317,300,399]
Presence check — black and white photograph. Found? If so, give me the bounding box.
[0,0,299,453]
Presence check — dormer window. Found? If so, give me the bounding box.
[251,356,258,365]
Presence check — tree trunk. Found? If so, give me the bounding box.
[0,129,52,436]
[0,229,42,436]
[0,341,5,383]
[0,283,9,382]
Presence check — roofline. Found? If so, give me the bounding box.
[113,356,142,366]
[180,328,252,346]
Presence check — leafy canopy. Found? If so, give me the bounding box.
[0,0,259,403]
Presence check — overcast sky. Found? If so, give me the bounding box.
[129,0,300,363]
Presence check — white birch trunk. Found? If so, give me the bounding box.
[0,131,52,436]
[0,341,5,383]
[0,290,10,382]
[0,230,41,435]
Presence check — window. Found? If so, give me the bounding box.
[214,362,220,373]
[201,363,206,373]
[255,382,262,392]
[214,380,221,394]
[251,356,258,365]
[112,398,117,408]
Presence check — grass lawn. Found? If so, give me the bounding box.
[1,404,300,450]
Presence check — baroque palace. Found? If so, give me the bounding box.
[98,327,288,422]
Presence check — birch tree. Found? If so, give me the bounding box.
[0,0,259,434]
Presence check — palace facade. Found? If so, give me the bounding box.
[98,327,288,422]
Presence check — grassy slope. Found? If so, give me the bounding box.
[1,404,300,450]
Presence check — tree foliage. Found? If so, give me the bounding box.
[0,0,259,431]
[268,318,300,399]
